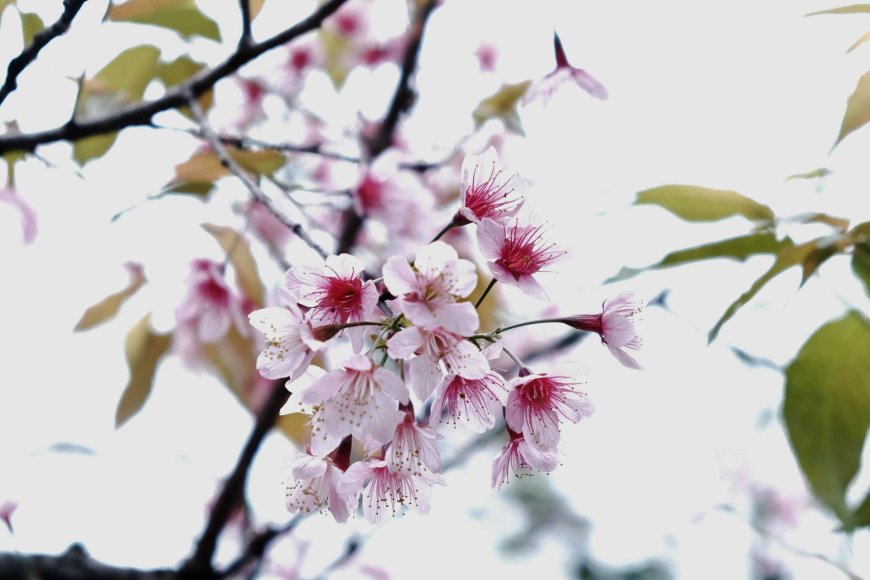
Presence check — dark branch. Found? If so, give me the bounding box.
[0,544,176,580]
[0,0,351,155]
[181,380,292,576]
[0,0,91,108]
[336,0,441,254]
[188,94,331,260]
[239,0,253,48]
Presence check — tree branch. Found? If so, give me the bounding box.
[188,94,330,260]
[0,0,91,109]
[336,0,441,254]
[0,544,176,580]
[0,0,351,155]
[238,0,253,49]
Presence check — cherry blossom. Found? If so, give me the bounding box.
[505,369,594,452]
[386,410,442,475]
[300,354,408,457]
[562,291,643,369]
[282,254,378,351]
[284,451,353,523]
[429,371,508,433]
[176,259,247,343]
[0,500,17,533]
[339,459,444,524]
[524,33,608,104]
[477,217,566,300]
[248,303,325,381]
[491,430,559,490]
[382,241,478,334]
[455,147,525,225]
[387,326,489,401]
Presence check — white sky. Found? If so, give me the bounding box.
[0,0,869,578]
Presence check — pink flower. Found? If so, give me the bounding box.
[454,147,525,226]
[475,43,498,72]
[0,186,36,244]
[524,33,608,104]
[248,304,324,381]
[477,218,565,300]
[388,326,489,401]
[339,459,444,523]
[382,242,478,335]
[429,371,508,433]
[300,354,408,457]
[282,254,378,351]
[176,259,247,343]
[562,291,642,369]
[505,369,594,452]
[386,410,442,475]
[0,500,17,533]
[491,430,559,490]
[285,451,353,523]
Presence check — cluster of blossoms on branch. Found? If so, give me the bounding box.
[240,147,642,524]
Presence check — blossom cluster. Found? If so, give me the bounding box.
[240,148,642,524]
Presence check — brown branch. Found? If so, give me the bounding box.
[0,0,91,108]
[336,0,441,254]
[180,380,291,577]
[0,0,351,155]
[187,94,330,260]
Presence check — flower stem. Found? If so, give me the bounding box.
[431,222,456,242]
[498,318,565,333]
[475,278,497,309]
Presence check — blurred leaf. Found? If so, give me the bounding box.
[854,492,870,527]
[709,239,817,342]
[249,0,265,19]
[20,12,43,45]
[796,212,850,231]
[472,81,532,136]
[108,0,220,41]
[636,184,774,224]
[74,263,146,331]
[233,148,286,174]
[171,148,285,184]
[275,413,308,444]
[607,233,790,283]
[807,5,870,15]
[163,180,215,198]
[783,311,870,529]
[0,0,15,11]
[155,56,212,116]
[116,314,172,427]
[73,45,161,164]
[834,70,870,147]
[786,168,833,180]
[848,30,870,52]
[203,325,256,402]
[201,223,265,306]
[852,244,870,297]
[318,28,352,88]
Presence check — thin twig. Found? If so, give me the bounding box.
[0,0,352,155]
[238,0,253,48]
[187,93,330,260]
[218,515,306,578]
[0,0,91,108]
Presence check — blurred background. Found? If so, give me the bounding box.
[0,0,869,577]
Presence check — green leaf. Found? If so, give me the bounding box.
[170,148,286,185]
[116,314,172,427]
[472,81,532,135]
[852,244,870,298]
[162,180,215,198]
[318,28,352,89]
[783,311,870,529]
[202,223,265,306]
[835,69,870,147]
[785,168,833,180]
[854,492,870,527]
[108,0,220,41]
[807,4,870,15]
[0,0,15,11]
[709,239,817,342]
[607,233,790,283]
[636,184,775,224]
[20,12,43,45]
[74,134,119,165]
[74,263,146,331]
[155,56,213,116]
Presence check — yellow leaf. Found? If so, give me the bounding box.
[848,30,870,52]
[807,4,870,16]
[116,315,172,427]
[249,0,265,19]
[20,12,43,45]
[171,148,286,184]
[109,0,220,41]
[74,263,146,331]
[472,81,532,135]
[835,69,870,147]
[201,223,265,306]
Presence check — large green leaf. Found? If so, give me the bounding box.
[472,81,532,135]
[834,70,870,148]
[807,4,870,15]
[108,0,220,41]
[852,244,870,297]
[783,312,870,529]
[708,239,816,342]
[74,263,146,331]
[116,314,172,427]
[607,233,789,283]
[636,185,775,224]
